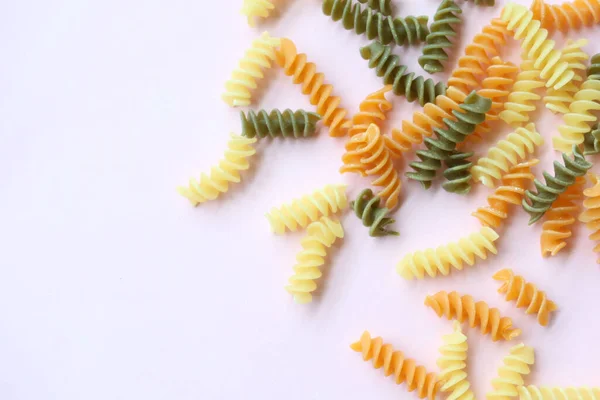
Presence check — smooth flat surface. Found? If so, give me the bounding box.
[1,0,600,399]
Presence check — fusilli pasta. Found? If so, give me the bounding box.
[438,321,474,400]
[487,343,535,400]
[358,0,393,15]
[443,150,474,195]
[579,173,600,263]
[240,0,274,27]
[241,109,322,138]
[348,85,393,138]
[499,59,545,127]
[583,123,600,155]
[530,0,600,33]
[518,386,600,400]
[351,188,399,237]
[418,0,462,74]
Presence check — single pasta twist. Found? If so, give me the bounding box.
[523,146,592,224]
[472,159,539,228]
[351,188,399,236]
[406,92,491,189]
[544,39,589,115]
[358,0,393,15]
[323,0,429,46]
[467,0,495,5]
[222,32,281,107]
[487,343,535,400]
[285,217,344,304]
[443,150,474,195]
[360,41,447,106]
[241,109,322,138]
[351,331,439,400]
[579,173,600,263]
[348,85,393,138]
[276,38,351,137]
[541,177,585,257]
[590,53,600,79]
[177,133,257,206]
[493,269,558,326]
[499,59,545,127]
[240,0,274,27]
[501,3,575,90]
[583,124,600,155]
[437,321,474,400]
[425,291,522,341]
[472,123,543,188]
[518,386,600,400]
[266,184,348,234]
[418,0,463,74]
[530,0,600,33]
[397,226,499,280]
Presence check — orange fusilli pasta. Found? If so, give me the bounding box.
[348,85,393,138]
[530,0,600,33]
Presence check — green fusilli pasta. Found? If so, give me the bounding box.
[351,189,399,237]
[583,124,600,155]
[443,150,474,195]
[360,41,446,106]
[589,53,600,80]
[466,0,495,6]
[418,0,462,74]
[358,0,393,15]
[241,109,322,139]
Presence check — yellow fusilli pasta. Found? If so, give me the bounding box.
[487,343,535,400]
[518,386,600,400]
[438,321,474,400]
[348,85,393,138]
[240,0,275,27]
[579,173,600,263]
[499,59,544,127]
[178,133,257,206]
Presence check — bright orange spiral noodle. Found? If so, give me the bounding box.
[351,331,439,400]
[276,38,351,137]
[348,85,393,137]
[472,159,538,228]
[579,173,600,263]
[530,0,600,33]
[541,176,585,257]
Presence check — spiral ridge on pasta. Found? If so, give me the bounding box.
[397,227,499,280]
[222,32,281,107]
[276,38,351,137]
[285,217,344,304]
[323,0,429,46]
[541,177,585,257]
[437,321,474,400]
[579,174,600,263]
[348,85,393,138]
[493,269,558,327]
[241,109,322,139]
[467,0,495,6]
[518,386,600,400]
[418,0,462,74]
[584,124,600,155]
[443,151,474,195]
[351,331,439,400]
[530,0,600,33]
[472,123,543,188]
[499,60,545,127]
[351,188,399,237]
[360,41,447,106]
[487,343,535,400]
[472,160,538,228]
[358,0,393,15]
[266,184,348,234]
[240,0,274,27]
[523,146,592,224]
[501,3,575,90]
[178,134,257,206]
[425,291,522,341]
[406,91,491,188]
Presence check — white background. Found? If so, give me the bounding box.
[1,0,600,399]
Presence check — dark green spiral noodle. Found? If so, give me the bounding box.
[241,109,321,139]
[442,150,473,195]
[351,189,399,237]
[522,145,593,224]
[418,0,462,74]
[358,0,393,15]
[360,41,446,105]
[587,53,600,80]
[406,91,491,188]
[466,0,495,6]
[322,0,429,46]
[583,123,600,155]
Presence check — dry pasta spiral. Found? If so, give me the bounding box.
[351,331,439,400]
[437,321,474,400]
[358,0,393,15]
[501,3,575,90]
[177,133,257,206]
[351,188,399,237]
[472,123,543,188]
[530,0,600,33]
[583,123,600,155]
[425,291,522,341]
[285,217,344,304]
[472,159,538,228]
[443,150,474,195]
[518,386,600,400]
[397,227,499,280]
[579,174,600,263]
[222,32,281,107]
[241,109,322,139]
[499,60,545,127]
[266,184,348,234]
[487,343,535,400]
[240,0,274,27]
[348,85,393,138]
[493,269,558,326]
[276,38,351,137]
[541,177,585,257]
[468,0,495,5]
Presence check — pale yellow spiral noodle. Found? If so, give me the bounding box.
[499,59,545,127]
[487,343,535,400]
[266,184,348,234]
[425,291,522,341]
[348,85,393,138]
[579,173,600,263]
[493,268,558,326]
[178,133,257,206]
[397,227,500,280]
[351,331,440,400]
[518,386,600,400]
[285,217,344,304]
[222,32,281,107]
[240,0,275,27]
[438,321,474,400]
[501,3,575,90]
[472,123,543,188]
